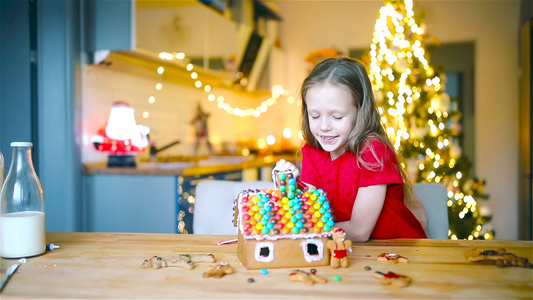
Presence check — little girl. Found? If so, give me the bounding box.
[275,57,427,242]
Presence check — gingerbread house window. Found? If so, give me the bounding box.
[300,239,325,263]
[254,242,274,263]
[307,243,319,255]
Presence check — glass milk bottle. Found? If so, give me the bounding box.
[0,149,4,187]
[0,142,46,258]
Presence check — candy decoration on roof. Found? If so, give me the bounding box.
[240,172,335,238]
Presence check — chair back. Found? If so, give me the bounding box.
[194,180,450,238]
[193,180,274,234]
[413,183,449,239]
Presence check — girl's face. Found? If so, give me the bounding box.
[306,82,357,160]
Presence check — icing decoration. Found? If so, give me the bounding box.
[374,271,411,287]
[300,239,325,262]
[254,242,275,263]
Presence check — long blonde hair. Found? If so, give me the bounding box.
[300,57,416,208]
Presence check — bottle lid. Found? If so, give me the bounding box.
[10,142,33,147]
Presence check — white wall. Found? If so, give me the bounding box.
[274,0,521,240]
[82,64,294,162]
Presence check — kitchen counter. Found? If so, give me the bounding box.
[82,154,299,233]
[1,232,532,298]
[83,154,298,176]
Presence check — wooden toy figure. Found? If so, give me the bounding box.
[326,228,353,268]
[191,102,213,156]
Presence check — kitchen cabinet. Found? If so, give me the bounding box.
[84,174,176,233]
[82,156,293,233]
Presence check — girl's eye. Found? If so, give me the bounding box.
[310,114,319,119]
[333,116,344,120]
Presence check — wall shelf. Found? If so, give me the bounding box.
[98,49,272,99]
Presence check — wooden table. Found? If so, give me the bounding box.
[1,232,532,299]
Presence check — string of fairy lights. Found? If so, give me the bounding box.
[141,51,302,152]
[151,51,298,118]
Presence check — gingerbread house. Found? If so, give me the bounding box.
[233,172,336,269]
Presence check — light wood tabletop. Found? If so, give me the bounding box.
[1,232,532,299]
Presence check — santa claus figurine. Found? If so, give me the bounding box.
[92,101,150,167]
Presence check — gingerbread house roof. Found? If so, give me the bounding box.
[235,172,335,241]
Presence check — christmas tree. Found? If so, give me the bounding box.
[366,0,494,240]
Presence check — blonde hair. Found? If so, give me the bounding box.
[300,57,416,208]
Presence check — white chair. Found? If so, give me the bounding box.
[193,180,450,239]
[413,183,449,239]
[193,180,275,234]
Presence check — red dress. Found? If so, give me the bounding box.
[300,141,427,239]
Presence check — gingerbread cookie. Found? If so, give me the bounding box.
[203,263,235,278]
[377,253,409,264]
[464,248,533,268]
[289,269,328,286]
[326,228,353,268]
[142,254,215,269]
[374,271,411,288]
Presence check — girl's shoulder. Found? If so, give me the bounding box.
[302,143,321,155]
[361,136,393,154]
[302,143,339,162]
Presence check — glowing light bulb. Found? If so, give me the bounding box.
[283,128,292,139]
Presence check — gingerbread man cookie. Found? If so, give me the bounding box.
[142,254,215,269]
[202,263,235,278]
[289,269,328,286]
[374,271,411,288]
[326,228,353,268]
[464,248,533,268]
[377,253,409,264]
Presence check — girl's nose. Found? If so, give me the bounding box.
[320,118,332,131]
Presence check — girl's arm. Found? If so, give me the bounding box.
[272,159,316,190]
[335,184,387,242]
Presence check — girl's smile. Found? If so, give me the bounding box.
[305,82,357,160]
[319,134,339,144]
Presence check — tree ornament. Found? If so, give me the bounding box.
[431,93,451,112]
[394,58,408,73]
[374,90,384,103]
[450,144,462,159]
